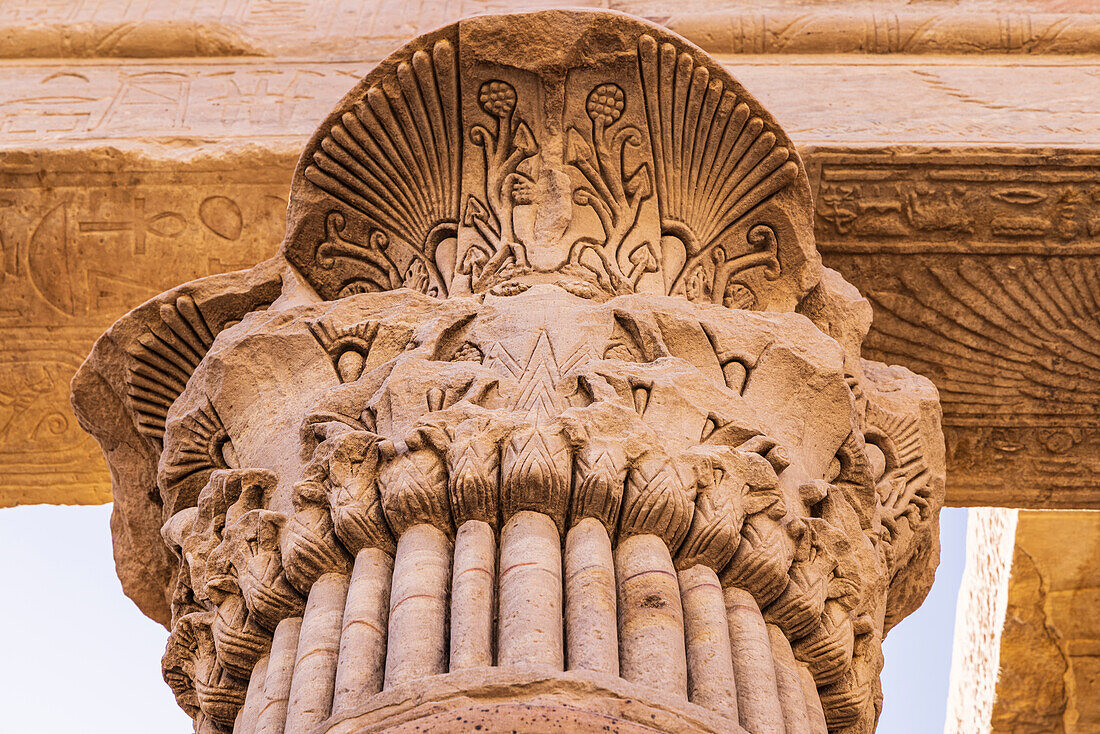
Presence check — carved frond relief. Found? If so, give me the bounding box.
[285,14,814,311]
[128,295,216,442]
[481,329,604,425]
[161,400,236,498]
[165,612,247,732]
[463,79,541,288]
[378,439,451,537]
[864,257,1100,425]
[792,600,856,687]
[308,317,381,383]
[867,408,933,538]
[210,594,271,680]
[764,517,849,640]
[566,82,654,293]
[283,468,353,593]
[447,438,499,526]
[721,502,801,607]
[676,444,780,572]
[502,423,572,530]
[636,36,796,300]
[621,450,694,548]
[567,448,620,530]
[163,617,202,719]
[511,331,567,421]
[220,509,304,631]
[305,38,460,297]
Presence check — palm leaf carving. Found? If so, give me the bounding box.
[304,39,460,291]
[637,35,799,296]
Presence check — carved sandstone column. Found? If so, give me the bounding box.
[564,517,619,675]
[72,10,946,734]
[253,618,301,734]
[448,519,496,670]
[616,533,689,697]
[383,524,451,688]
[498,510,565,669]
[332,548,392,713]
[284,573,348,731]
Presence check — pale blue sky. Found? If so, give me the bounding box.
[0,504,967,733]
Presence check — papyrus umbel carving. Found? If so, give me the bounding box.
[70,10,946,734]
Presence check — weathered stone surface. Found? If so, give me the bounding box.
[947,509,1100,734]
[6,91,1099,511]
[71,10,945,733]
[993,511,1100,734]
[4,0,1099,511]
[816,149,1100,511]
[990,544,1068,734]
[2,149,295,508]
[2,58,1098,148]
[2,0,1098,60]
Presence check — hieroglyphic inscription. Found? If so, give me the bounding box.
[1,157,291,324]
[0,154,294,506]
[0,64,373,141]
[1,58,1098,147]
[811,153,1100,249]
[811,149,1100,508]
[0,325,108,506]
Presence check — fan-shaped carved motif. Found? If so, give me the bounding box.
[284,15,815,311]
[304,39,460,297]
[637,35,798,301]
[161,400,237,497]
[128,296,216,442]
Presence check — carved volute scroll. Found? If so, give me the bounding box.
[71,10,945,734]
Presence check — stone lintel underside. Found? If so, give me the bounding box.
[3,46,1099,509]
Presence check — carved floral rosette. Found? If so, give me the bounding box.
[71,10,945,734]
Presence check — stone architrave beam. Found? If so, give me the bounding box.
[2,3,1099,510]
[1,0,1099,59]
